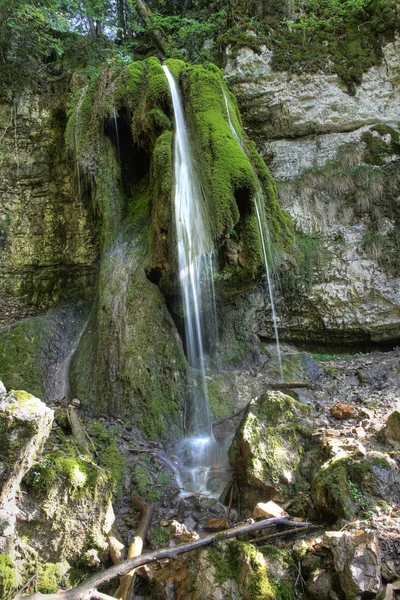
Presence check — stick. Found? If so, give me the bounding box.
[67,408,93,455]
[213,407,246,428]
[28,519,310,600]
[249,524,317,544]
[115,496,154,600]
[266,382,312,389]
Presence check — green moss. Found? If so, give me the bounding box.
[29,451,109,500]
[312,454,354,520]
[0,318,45,397]
[267,0,400,91]
[132,465,161,503]
[207,375,234,421]
[149,526,170,548]
[208,540,294,600]
[185,64,257,238]
[37,561,70,594]
[0,554,16,598]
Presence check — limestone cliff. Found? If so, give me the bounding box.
[226,38,400,343]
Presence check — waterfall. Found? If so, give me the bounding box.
[222,90,283,381]
[163,66,230,496]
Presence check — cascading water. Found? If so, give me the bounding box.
[163,66,231,496]
[222,90,284,381]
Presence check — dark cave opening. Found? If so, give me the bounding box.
[104,108,150,193]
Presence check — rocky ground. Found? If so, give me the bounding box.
[0,346,399,599]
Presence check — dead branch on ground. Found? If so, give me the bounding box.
[28,518,311,600]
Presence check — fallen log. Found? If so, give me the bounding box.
[115,496,154,600]
[28,518,310,600]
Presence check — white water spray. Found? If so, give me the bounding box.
[222,89,283,380]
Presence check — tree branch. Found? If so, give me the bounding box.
[28,518,310,600]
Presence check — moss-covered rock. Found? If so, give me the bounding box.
[37,561,70,594]
[0,388,53,550]
[18,445,114,564]
[70,240,187,439]
[312,451,400,522]
[229,390,313,512]
[0,553,16,598]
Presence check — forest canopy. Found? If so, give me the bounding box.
[0,0,399,99]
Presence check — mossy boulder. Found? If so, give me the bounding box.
[229,390,313,512]
[17,447,114,564]
[312,451,400,523]
[148,540,294,599]
[0,388,53,550]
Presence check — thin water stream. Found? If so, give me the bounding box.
[222,90,283,381]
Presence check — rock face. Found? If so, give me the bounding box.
[69,239,187,439]
[226,39,400,343]
[0,386,53,551]
[0,99,98,322]
[325,531,381,599]
[228,390,313,511]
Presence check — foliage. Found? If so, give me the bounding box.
[0,554,16,599]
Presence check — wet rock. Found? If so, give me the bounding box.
[330,403,358,420]
[384,411,400,446]
[0,389,53,551]
[229,390,313,513]
[325,531,381,599]
[252,501,286,519]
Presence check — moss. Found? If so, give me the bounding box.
[0,554,16,598]
[132,465,161,503]
[0,318,45,397]
[266,0,400,90]
[206,375,234,421]
[37,561,70,594]
[29,451,109,500]
[312,454,354,521]
[149,525,170,548]
[185,64,257,238]
[208,540,294,600]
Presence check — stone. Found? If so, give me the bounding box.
[384,411,400,446]
[229,390,313,513]
[324,531,381,599]
[252,501,286,519]
[376,583,395,600]
[71,398,80,407]
[169,520,199,543]
[203,518,230,532]
[306,569,340,600]
[330,403,358,420]
[0,389,53,550]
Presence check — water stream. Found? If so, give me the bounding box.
[222,90,283,381]
[163,66,231,496]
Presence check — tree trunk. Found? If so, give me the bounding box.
[134,0,168,57]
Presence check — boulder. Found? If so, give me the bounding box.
[324,531,381,599]
[229,390,313,512]
[312,451,400,522]
[384,410,400,446]
[0,388,53,550]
